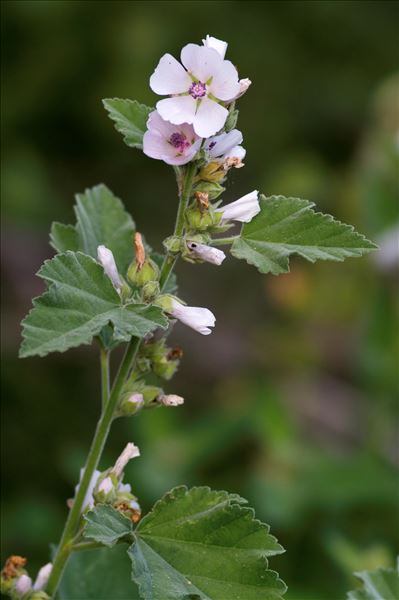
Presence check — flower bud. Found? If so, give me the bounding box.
[163,236,182,254]
[157,394,184,407]
[31,593,50,600]
[198,162,225,183]
[14,574,32,597]
[142,280,160,302]
[119,392,145,417]
[194,181,225,201]
[225,108,239,132]
[93,473,118,504]
[97,245,123,295]
[185,203,214,232]
[33,563,52,592]
[127,232,159,287]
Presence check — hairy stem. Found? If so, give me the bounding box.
[46,336,141,596]
[159,161,197,290]
[100,346,110,409]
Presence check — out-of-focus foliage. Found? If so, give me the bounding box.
[1,2,398,599]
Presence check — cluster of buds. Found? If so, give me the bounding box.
[75,443,142,523]
[1,556,52,600]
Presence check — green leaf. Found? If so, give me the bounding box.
[50,222,79,253]
[75,184,135,273]
[103,98,152,149]
[58,544,140,600]
[128,486,286,600]
[19,251,168,358]
[347,565,399,600]
[84,505,133,547]
[231,195,377,275]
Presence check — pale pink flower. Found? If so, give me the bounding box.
[15,574,32,596]
[33,563,52,592]
[216,190,260,224]
[143,111,202,166]
[186,241,226,265]
[169,299,216,335]
[150,42,240,137]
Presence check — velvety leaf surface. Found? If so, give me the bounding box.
[128,486,286,600]
[347,566,399,600]
[84,505,133,547]
[231,195,377,275]
[50,222,79,253]
[19,252,167,357]
[58,544,140,600]
[103,98,152,149]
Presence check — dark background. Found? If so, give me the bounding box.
[1,1,398,598]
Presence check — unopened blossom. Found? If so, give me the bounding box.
[158,394,184,406]
[186,241,226,265]
[150,41,241,137]
[205,129,246,168]
[202,34,227,59]
[128,393,144,410]
[143,111,202,166]
[97,476,114,495]
[97,245,122,294]
[233,78,252,100]
[33,563,52,592]
[216,190,260,224]
[15,574,32,596]
[169,298,216,335]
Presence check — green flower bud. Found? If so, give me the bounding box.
[142,385,163,404]
[93,472,118,504]
[198,162,225,183]
[153,358,179,381]
[142,280,160,303]
[225,107,239,132]
[127,258,159,287]
[193,181,225,201]
[163,236,182,254]
[118,392,144,417]
[31,593,50,600]
[185,204,214,231]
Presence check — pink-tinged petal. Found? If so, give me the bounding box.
[202,35,228,59]
[143,130,171,160]
[161,139,201,166]
[206,129,243,158]
[181,43,222,82]
[209,60,240,101]
[224,145,246,161]
[193,97,228,137]
[157,95,197,125]
[146,110,176,137]
[150,54,191,95]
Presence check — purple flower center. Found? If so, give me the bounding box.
[189,81,207,99]
[169,132,190,153]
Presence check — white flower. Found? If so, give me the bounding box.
[150,42,240,137]
[14,574,32,596]
[158,394,184,406]
[205,129,246,168]
[186,241,226,265]
[33,563,52,592]
[97,245,122,294]
[143,111,202,166]
[169,299,216,335]
[113,442,140,478]
[216,190,260,224]
[202,34,228,59]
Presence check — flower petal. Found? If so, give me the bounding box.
[193,97,228,137]
[217,190,260,223]
[156,95,197,125]
[209,60,241,101]
[224,145,246,161]
[202,35,228,59]
[150,53,191,95]
[181,43,222,82]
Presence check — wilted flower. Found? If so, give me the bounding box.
[186,241,226,265]
[158,394,184,406]
[33,564,52,592]
[112,443,140,478]
[150,40,240,137]
[233,78,252,100]
[169,298,216,335]
[205,129,246,168]
[143,111,202,165]
[216,190,260,224]
[97,245,122,295]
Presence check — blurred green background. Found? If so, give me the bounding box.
[1,1,398,598]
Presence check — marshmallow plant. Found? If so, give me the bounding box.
[2,35,377,600]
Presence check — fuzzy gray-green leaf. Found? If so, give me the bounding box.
[19,251,167,358]
[128,486,286,600]
[231,195,377,275]
[103,98,152,149]
[50,222,79,253]
[84,505,133,547]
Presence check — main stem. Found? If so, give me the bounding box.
[46,163,196,597]
[46,337,140,596]
[100,346,110,409]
